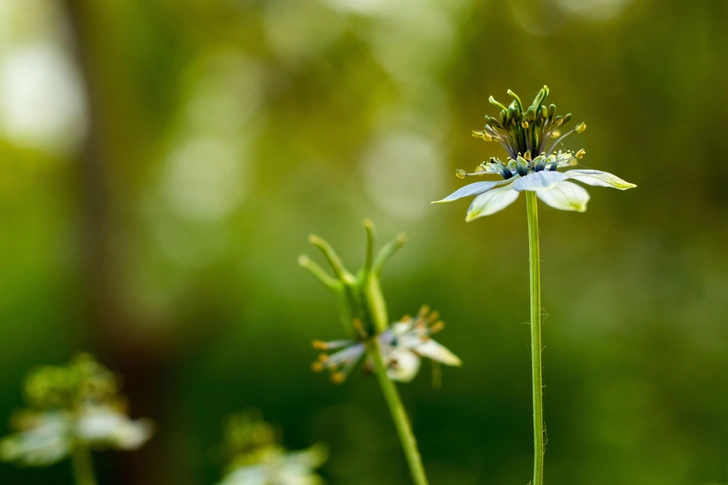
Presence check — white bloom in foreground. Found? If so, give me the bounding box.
[0,354,153,468]
[312,306,461,383]
[218,445,327,485]
[433,86,636,221]
[0,406,153,467]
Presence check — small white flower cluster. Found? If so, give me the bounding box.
[218,445,327,485]
[312,306,461,384]
[216,413,327,485]
[0,354,153,467]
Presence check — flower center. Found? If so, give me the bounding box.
[462,86,587,180]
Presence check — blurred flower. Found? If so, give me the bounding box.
[219,446,327,485]
[0,354,153,467]
[217,412,327,485]
[311,306,461,383]
[433,86,635,220]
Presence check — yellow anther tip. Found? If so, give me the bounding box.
[330,372,346,384]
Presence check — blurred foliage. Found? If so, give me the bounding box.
[1,0,728,484]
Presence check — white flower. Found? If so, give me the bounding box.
[312,307,461,383]
[434,158,636,221]
[0,406,153,467]
[218,445,327,485]
[380,309,462,382]
[433,86,636,221]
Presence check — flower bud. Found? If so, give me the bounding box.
[575,122,586,133]
[548,104,556,118]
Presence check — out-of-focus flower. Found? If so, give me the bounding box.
[433,86,635,220]
[0,354,153,467]
[216,412,327,485]
[311,306,461,383]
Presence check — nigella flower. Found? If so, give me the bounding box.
[0,354,153,467]
[433,86,636,220]
[216,412,327,485]
[218,446,328,485]
[311,306,462,384]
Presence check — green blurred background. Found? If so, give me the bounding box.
[1,0,728,483]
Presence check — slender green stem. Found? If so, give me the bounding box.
[526,191,545,485]
[366,339,429,485]
[71,445,98,485]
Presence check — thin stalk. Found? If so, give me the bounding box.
[526,191,545,485]
[71,445,98,485]
[366,339,429,485]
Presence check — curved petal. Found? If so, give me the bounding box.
[536,181,590,212]
[465,183,520,221]
[386,349,421,382]
[414,340,462,367]
[432,180,509,204]
[565,169,636,190]
[512,171,568,192]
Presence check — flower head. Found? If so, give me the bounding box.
[434,86,636,220]
[311,306,461,384]
[217,411,327,485]
[0,354,153,467]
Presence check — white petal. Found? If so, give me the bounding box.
[0,412,71,467]
[432,180,508,204]
[465,182,520,221]
[414,340,462,367]
[565,169,636,190]
[386,349,421,382]
[512,171,568,191]
[218,465,268,485]
[75,407,153,450]
[536,181,590,212]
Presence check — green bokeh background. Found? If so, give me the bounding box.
[1,0,727,484]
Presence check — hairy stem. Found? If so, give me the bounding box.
[526,191,545,485]
[71,445,98,485]
[367,339,429,485]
